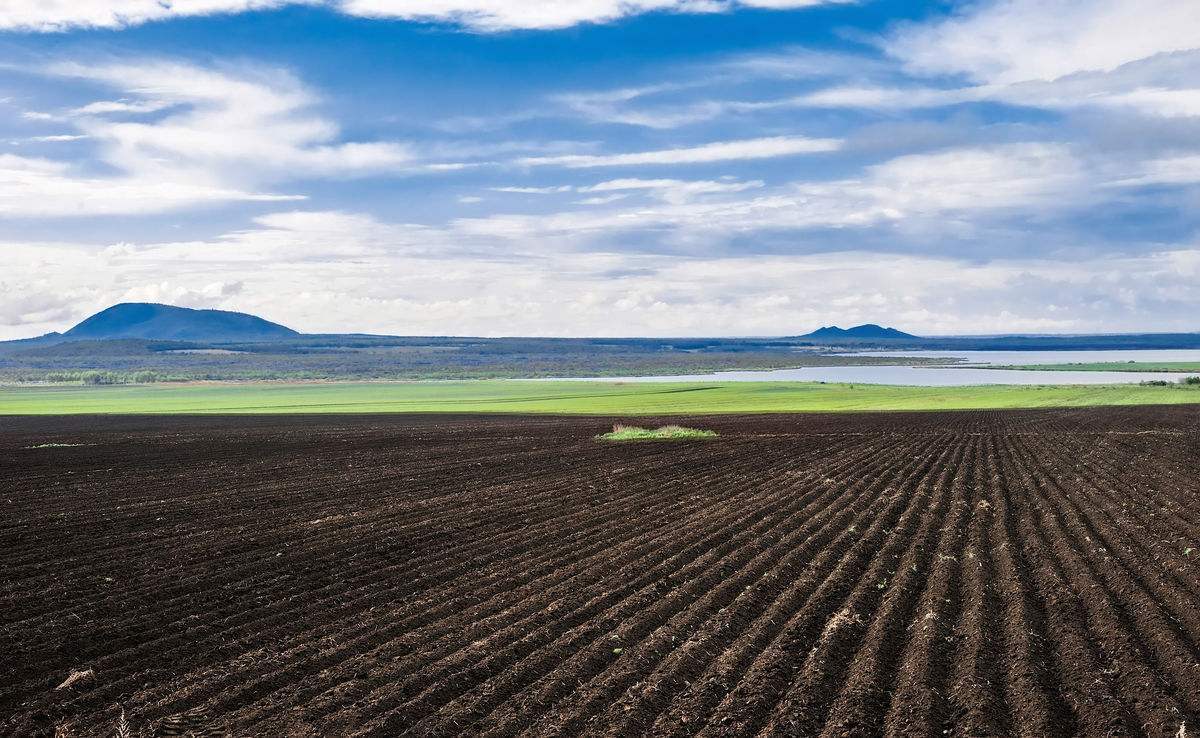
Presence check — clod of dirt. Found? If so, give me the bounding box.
[55,669,94,690]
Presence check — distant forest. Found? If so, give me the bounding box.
[0,336,944,384]
[4,332,1200,384]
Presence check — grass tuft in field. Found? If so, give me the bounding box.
[597,423,718,441]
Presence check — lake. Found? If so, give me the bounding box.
[548,349,1200,386]
[842,349,1200,365]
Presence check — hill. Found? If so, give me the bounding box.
[63,303,298,342]
[800,324,918,341]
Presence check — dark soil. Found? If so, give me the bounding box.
[2,408,1199,737]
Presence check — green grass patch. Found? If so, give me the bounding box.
[998,361,1200,373]
[597,424,719,441]
[2,379,1200,415]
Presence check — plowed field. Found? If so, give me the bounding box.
[3,409,1199,737]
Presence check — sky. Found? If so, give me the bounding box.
[1,0,1199,339]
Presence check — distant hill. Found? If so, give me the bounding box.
[63,303,298,342]
[800,324,919,341]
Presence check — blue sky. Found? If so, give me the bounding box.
[2,0,1199,338]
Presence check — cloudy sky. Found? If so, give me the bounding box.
[2,0,1199,338]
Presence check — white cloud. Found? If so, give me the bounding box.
[459,144,1088,243]
[0,0,850,32]
[583,177,763,203]
[516,135,840,168]
[26,134,90,142]
[840,143,1085,215]
[750,49,1200,123]
[486,178,762,204]
[2,59,425,216]
[1109,155,1200,187]
[1079,84,1200,119]
[71,99,173,115]
[118,279,246,310]
[337,0,848,31]
[0,1,300,32]
[574,194,629,206]
[786,85,981,110]
[489,185,574,194]
[716,46,891,81]
[555,83,729,129]
[4,210,1198,339]
[339,0,693,30]
[0,153,300,217]
[558,5,1194,133]
[888,0,1200,84]
[52,60,416,179]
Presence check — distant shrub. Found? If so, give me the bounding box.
[1181,376,1200,385]
[80,371,120,385]
[23,370,181,385]
[1141,380,1172,386]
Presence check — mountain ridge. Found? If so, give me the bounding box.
[800,324,919,340]
[3,307,1197,350]
[63,303,298,342]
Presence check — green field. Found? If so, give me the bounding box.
[3,380,1200,415]
[1000,362,1200,373]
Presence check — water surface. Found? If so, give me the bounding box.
[842,349,1200,365]
[547,349,1200,386]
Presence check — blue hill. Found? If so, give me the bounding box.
[801,324,918,340]
[64,303,298,342]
